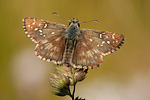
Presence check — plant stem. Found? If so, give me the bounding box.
[68,86,73,99]
[68,67,77,100]
[68,85,73,100]
[68,83,76,100]
[72,83,76,100]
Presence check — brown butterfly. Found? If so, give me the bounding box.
[23,13,125,69]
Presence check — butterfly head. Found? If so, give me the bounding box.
[69,18,80,28]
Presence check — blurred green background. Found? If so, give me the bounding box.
[0,0,150,100]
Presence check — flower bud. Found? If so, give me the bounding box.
[75,69,88,82]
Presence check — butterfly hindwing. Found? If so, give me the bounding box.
[35,35,66,64]
[72,34,103,69]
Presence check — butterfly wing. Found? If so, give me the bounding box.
[80,29,125,56]
[23,17,67,64]
[71,37,103,69]
[72,29,125,69]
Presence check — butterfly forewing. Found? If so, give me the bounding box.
[23,17,67,64]
[80,29,125,56]
[23,17,67,43]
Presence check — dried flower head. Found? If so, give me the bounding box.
[50,72,70,96]
[50,65,88,99]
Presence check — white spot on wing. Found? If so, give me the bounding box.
[100,34,102,38]
[22,18,25,22]
[42,58,46,61]
[90,39,93,41]
[108,52,111,54]
[33,19,36,24]
[112,33,115,39]
[103,53,106,56]
[51,32,55,34]
[52,60,57,64]
[44,24,47,28]
[39,30,42,32]
[35,28,38,31]
[57,61,62,64]
[43,34,46,37]
[25,31,28,34]
[38,55,42,59]
[107,41,110,44]
[83,66,87,69]
[112,49,115,52]
[28,25,30,27]
[102,41,105,44]
[27,34,30,37]
[47,59,50,62]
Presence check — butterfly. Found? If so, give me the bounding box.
[23,16,125,69]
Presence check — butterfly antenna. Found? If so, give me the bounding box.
[79,20,99,23]
[52,12,71,22]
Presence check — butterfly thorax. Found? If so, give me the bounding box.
[66,26,80,39]
[65,19,80,39]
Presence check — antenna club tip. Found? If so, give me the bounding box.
[52,12,57,15]
[94,20,99,23]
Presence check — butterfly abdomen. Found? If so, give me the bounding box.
[62,39,76,66]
